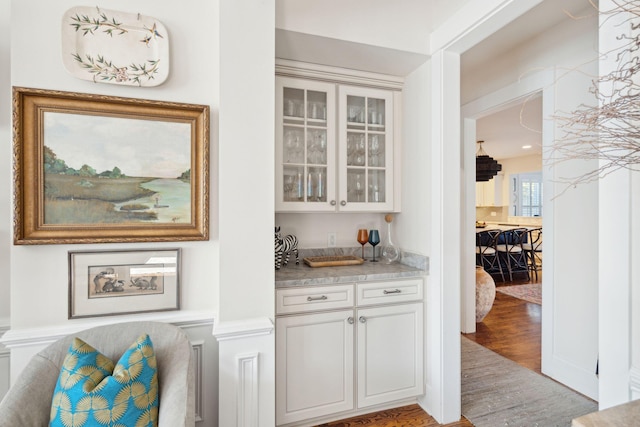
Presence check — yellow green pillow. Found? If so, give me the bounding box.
[49,334,159,427]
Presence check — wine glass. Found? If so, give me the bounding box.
[368,229,380,262]
[357,229,368,259]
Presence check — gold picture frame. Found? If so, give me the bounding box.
[13,87,209,244]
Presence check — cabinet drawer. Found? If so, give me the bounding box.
[356,278,423,306]
[276,284,354,315]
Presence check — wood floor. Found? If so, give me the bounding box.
[316,274,542,427]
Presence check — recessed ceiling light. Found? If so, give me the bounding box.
[522,145,532,149]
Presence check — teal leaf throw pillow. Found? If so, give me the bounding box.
[49,334,159,427]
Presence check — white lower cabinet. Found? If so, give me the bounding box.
[275,279,424,426]
[356,302,424,408]
[275,310,355,425]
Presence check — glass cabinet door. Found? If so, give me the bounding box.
[338,86,394,211]
[276,78,336,212]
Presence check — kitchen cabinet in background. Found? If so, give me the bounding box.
[476,173,503,207]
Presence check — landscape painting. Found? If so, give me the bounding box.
[13,87,209,244]
[43,112,192,225]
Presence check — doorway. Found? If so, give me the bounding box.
[461,70,555,366]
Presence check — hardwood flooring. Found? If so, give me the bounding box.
[315,404,472,427]
[316,275,542,426]
[464,276,542,374]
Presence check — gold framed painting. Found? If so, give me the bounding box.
[13,87,209,244]
[69,248,181,319]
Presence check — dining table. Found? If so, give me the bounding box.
[476,223,540,233]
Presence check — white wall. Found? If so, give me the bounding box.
[9,0,218,326]
[598,0,638,408]
[401,60,435,415]
[216,1,276,426]
[5,0,227,424]
[461,5,598,105]
[275,213,387,249]
[0,0,12,399]
[498,153,542,204]
[0,0,11,328]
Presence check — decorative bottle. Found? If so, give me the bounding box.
[381,214,400,264]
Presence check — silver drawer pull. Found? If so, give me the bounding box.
[359,316,367,323]
[383,289,402,294]
[307,295,328,302]
[347,317,354,324]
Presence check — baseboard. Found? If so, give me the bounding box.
[630,366,640,399]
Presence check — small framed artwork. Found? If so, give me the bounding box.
[13,87,209,245]
[69,248,180,319]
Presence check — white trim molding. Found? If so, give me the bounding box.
[212,317,274,342]
[275,58,404,91]
[237,352,260,427]
[630,367,640,399]
[0,310,215,349]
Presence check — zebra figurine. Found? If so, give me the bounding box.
[275,228,284,270]
[275,226,299,270]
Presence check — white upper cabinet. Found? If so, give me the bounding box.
[275,68,401,213]
[276,77,337,212]
[338,85,394,212]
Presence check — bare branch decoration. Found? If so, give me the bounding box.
[552,0,640,191]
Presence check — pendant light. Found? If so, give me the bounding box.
[476,140,502,182]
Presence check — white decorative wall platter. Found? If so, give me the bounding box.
[61,6,169,87]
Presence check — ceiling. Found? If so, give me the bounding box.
[476,94,542,161]
[275,0,595,160]
[462,0,594,159]
[276,0,471,76]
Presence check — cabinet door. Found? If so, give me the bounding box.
[276,77,337,212]
[276,310,354,425]
[476,175,503,207]
[356,302,423,408]
[338,85,394,212]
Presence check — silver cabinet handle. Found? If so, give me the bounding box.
[307,295,328,302]
[383,289,402,294]
[359,316,367,323]
[340,200,347,206]
[347,317,354,324]
[330,200,336,206]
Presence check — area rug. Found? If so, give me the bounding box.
[496,283,542,305]
[461,336,597,426]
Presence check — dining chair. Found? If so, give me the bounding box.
[496,227,530,281]
[476,229,504,282]
[523,227,543,281]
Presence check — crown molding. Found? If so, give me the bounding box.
[276,58,404,91]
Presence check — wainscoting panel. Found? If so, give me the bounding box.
[0,325,9,401]
[237,352,260,427]
[181,323,219,427]
[214,317,275,427]
[192,340,205,422]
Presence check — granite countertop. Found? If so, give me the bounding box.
[275,248,428,288]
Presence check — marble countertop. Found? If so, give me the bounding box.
[275,248,428,288]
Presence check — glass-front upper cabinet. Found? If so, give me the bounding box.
[275,77,336,212]
[338,85,394,212]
